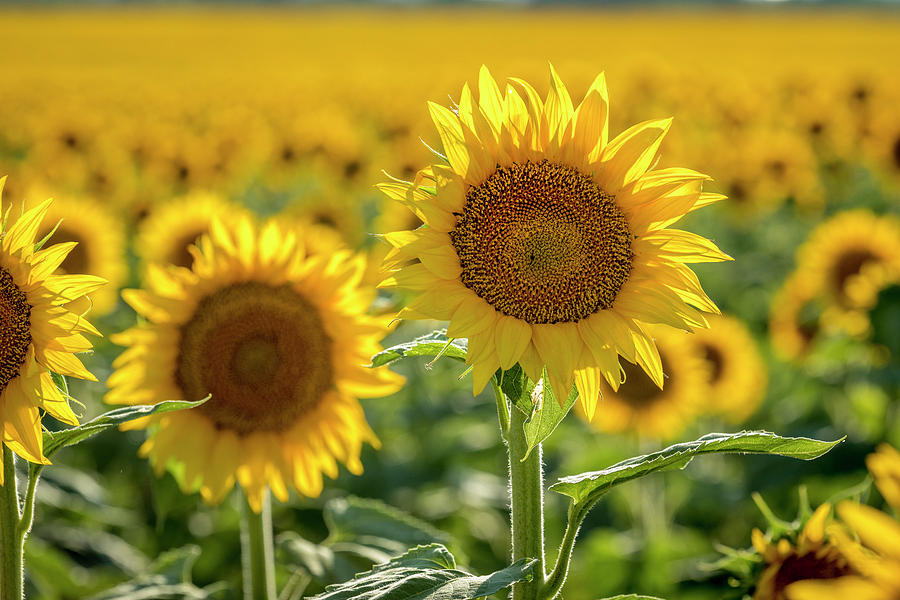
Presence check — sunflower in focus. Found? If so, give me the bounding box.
[576,326,706,439]
[752,504,856,600]
[106,216,404,511]
[134,190,253,274]
[788,445,900,600]
[687,314,767,424]
[379,66,728,418]
[0,177,104,483]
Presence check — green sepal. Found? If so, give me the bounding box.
[370,329,467,368]
[498,364,532,414]
[521,372,576,461]
[307,543,537,600]
[550,431,844,505]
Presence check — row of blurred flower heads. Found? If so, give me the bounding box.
[0,11,897,447]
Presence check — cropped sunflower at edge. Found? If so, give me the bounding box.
[379,66,730,418]
[0,176,104,483]
[104,216,405,512]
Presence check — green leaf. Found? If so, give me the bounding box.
[370,329,467,368]
[325,496,451,552]
[307,543,537,600]
[521,374,577,461]
[598,595,666,600]
[43,398,207,459]
[550,431,844,505]
[87,545,227,600]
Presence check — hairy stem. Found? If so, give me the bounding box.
[541,498,597,599]
[1,445,23,600]
[507,404,545,600]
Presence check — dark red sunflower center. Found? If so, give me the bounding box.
[175,282,334,434]
[450,160,633,324]
[771,547,855,599]
[0,267,32,392]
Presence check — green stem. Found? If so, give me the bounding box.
[241,490,277,600]
[541,498,597,599]
[507,404,545,600]
[16,465,41,545]
[491,378,510,437]
[1,445,23,600]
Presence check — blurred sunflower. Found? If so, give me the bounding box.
[106,216,404,511]
[797,211,900,310]
[769,273,823,362]
[863,108,900,188]
[788,445,900,600]
[576,326,706,439]
[867,444,900,509]
[795,210,900,338]
[279,182,367,250]
[20,185,127,316]
[379,66,728,418]
[0,177,104,482]
[135,190,253,273]
[752,504,856,600]
[687,314,767,424]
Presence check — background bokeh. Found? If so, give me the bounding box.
[1,5,899,599]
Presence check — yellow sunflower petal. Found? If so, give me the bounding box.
[596,118,673,193]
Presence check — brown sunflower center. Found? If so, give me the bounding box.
[168,228,207,269]
[892,135,900,170]
[700,343,725,384]
[175,282,333,434]
[40,225,89,275]
[0,267,32,393]
[450,160,633,324]
[831,249,878,300]
[771,547,855,599]
[618,358,667,408]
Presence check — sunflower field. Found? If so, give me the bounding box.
[1,5,899,600]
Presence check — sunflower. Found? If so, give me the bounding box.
[378,66,728,418]
[752,504,857,600]
[769,273,823,363]
[796,211,900,312]
[576,326,707,439]
[134,190,253,274]
[867,444,900,510]
[105,216,404,512]
[787,445,900,600]
[687,314,768,424]
[0,176,104,483]
[278,182,367,250]
[17,184,127,316]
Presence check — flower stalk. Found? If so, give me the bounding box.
[499,381,546,600]
[241,490,277,600]
[1,444,24,600]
